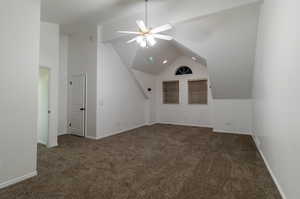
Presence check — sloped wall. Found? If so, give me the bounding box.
[174,3,260,99]
[132,69,156,124]
[97,43,147,138]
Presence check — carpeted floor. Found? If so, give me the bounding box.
[0,124,281,199]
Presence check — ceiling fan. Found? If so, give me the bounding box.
[117,0,173,48]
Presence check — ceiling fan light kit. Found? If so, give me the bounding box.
[118,0,173,48]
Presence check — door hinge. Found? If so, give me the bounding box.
[69,122,72,127]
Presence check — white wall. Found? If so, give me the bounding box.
[101,3,259,135]
[58,34,69,136]
[39,22,60,147]
[213,99,252,134]
[174,3,260,99]
[132,69,156,124]
[0,0,40,187]
[156,56,213,127]
[67,24,98,138]
[252,1,300,199]
[97,43,147,138]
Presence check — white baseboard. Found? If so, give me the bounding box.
[252,134,261,148]
[147,122,157,126]
[213,129,252,135]
[38,140,47,146]
[0,171,37,189]
[85,135,101,140]
[251,135,287,199]
[87,123,147,140]
[47,139,58,148]
[38,140,57,148]
[58,131,68,136]
[157,122,213,128]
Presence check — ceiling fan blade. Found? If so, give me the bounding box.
[136,20,148,32]
[153,34,173,41]
[118,31,141,35]
[127,36,139,43]
[146,35,157,46]
[151,24,172,34]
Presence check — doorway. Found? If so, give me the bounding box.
[38,67,50,146]
[68,74,86,137]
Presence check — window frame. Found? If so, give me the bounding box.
[162,80,180,105]
[175,66,193,76]
[188,79,208,105]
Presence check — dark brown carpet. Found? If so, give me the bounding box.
[0,124,281,199]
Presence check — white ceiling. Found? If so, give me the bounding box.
[110,2,261,99]
[41,0,260,25]
[41,0,170,25]
[131,40,181,74]
[43,0,261,99]
[111,37,207,75]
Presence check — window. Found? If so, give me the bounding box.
[175,66,193,76]
[188,80,208,104]
[163,81,179,104]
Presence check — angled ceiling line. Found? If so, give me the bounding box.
[100,0,263,42]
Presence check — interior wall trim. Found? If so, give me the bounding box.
[87,123,148,140]
[252,135,287,199]
[58,131,69,136]
[157,122,213,129]
[38,140,47,146]
[0,171,37,190]
[213,129,252,135]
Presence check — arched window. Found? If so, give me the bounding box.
[175,66,193,76]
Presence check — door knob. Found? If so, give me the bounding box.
[80,108,85,111]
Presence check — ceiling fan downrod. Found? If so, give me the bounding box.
[117,0,173,48]
[145,0,149,28]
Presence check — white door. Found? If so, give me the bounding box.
[68,74,86,137]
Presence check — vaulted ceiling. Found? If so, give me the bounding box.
[111,38,206,75]
[41,0,260,25]
[41,0,172,25]
[42,0,262,99]
[108,2,261,99]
